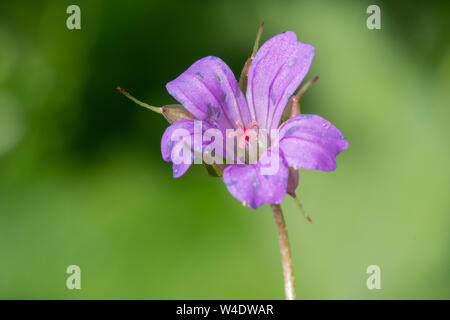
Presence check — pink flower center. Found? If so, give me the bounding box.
[228,121,259,149]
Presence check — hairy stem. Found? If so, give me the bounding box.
[270,204,296,300]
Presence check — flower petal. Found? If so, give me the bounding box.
[222,149,288,209]
[161,120,216,177]
[166,56,252,130]
[278,114,348,171]
[246,31,315,130]
[172,156,193,178]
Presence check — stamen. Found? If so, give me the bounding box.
[246,121,259,130]
[236,120,246,131]
[229,121,259,149]
[228,131,241,138]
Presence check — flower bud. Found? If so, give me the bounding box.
[161,104,196,123]
[117,87,195,123]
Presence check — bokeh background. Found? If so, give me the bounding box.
[0,0,449,299]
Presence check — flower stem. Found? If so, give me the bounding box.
[270,204,296,300]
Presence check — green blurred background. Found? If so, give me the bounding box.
[0,0,449,299]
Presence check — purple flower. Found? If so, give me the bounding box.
[161,31,348,209]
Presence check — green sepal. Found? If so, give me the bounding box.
[203,163,223,178]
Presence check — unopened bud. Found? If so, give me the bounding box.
[161,104,196,123]
[117,86,195,123]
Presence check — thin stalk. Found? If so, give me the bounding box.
[117,86,162,114]
[238,22,265,92]
[270,204,296,300]
[293,195,312,223]
[289,76,319,118]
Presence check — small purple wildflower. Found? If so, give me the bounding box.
[160,30,348,209]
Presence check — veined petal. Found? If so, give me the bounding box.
[246,31,315,130]
[278,114,348,171]
[166,56,252,130]
[222,149,288,209]
[161,120,217,177]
